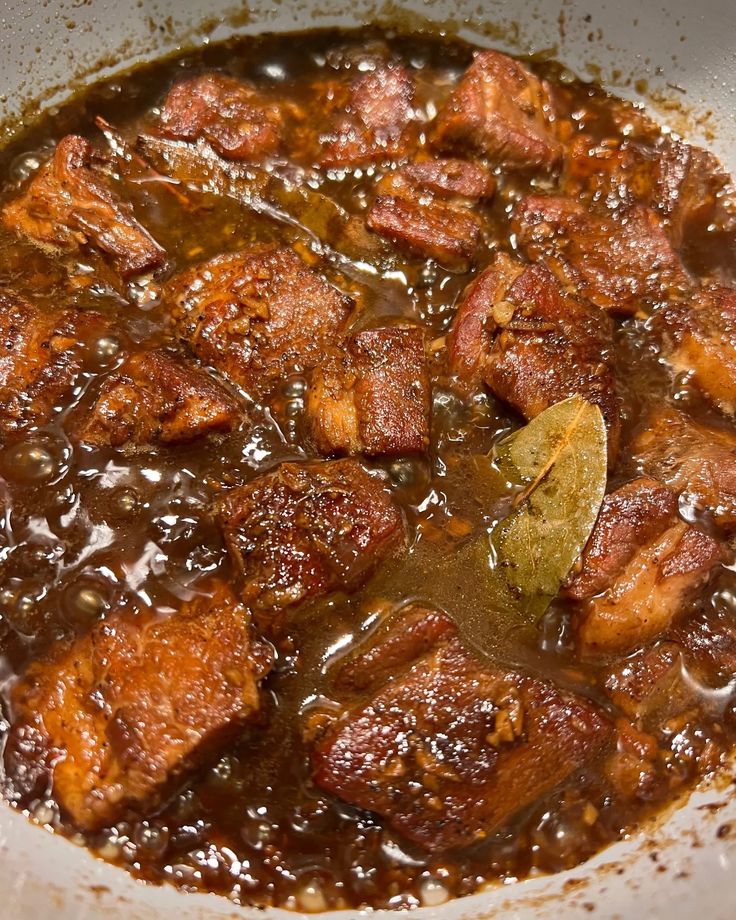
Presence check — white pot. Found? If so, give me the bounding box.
[0,1,735,917]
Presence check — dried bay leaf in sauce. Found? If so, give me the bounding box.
[489,395,607,625]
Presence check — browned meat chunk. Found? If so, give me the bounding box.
[655,140,727,245]
[431,50,562,171]
[164,246,354,396]
[0,291,108,438]
[604,642,690,722]
[672,608,736,680]
[654,285,736,415]
[366,159,493,269]
[633,407,736,530]
[158,73,285,160]
[317,63,416,167]
[448,253,620,459]
[565,478,678,601]
[313,608,610,851]
[5,582,271,831]
[569,478,724,654]
[305,326,430,457]
[513,196,690,314]
[2,135,164,277]
[215,459,405,625]
[79,349,241,448]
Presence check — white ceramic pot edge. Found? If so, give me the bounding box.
[0,1,735,917]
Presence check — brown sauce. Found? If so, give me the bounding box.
[0,26,734,911]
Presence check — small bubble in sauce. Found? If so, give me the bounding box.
[134,823,170,857]
[296,878,328,912]
[419,876,450,906]
[282,377,307,398]
[64,582,108,626]
[113,487,140,515]
[5,442,56,483]
[92,334,122,364]
[32,799,58,827]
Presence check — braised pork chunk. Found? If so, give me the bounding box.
[313,607,610,851]
[448,253,620,459]
[79,349,242,448]
[165,246,355,396]
[306,325,430,457]
[2,135,164,277]
[431,50,562,171]
[513,196,689,314]
[215,459,405,627]
[5,582,271,831]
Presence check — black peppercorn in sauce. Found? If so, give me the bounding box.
[0,26,735,912]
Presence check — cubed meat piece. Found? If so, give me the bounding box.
[78,349,241,448]
[604,642,691,722]
[164,247,355,396]
[5,582,271,831]
[366,159,493,269]
[672,608,736,681]
[215,459,405,625]
[305,326,430,457]
[577,520,723,655]
[448,253,620,460]
[431,50,562,172]
[313,620,610,851]
[317,63,416,167]
[513,196,690,314]
[654,285,736,415]
[565,478,678,601]
[2,135,164,277]
[0,291,108,438]
[655,140,727,245]
[633,407,736,530]
[158,73,285,160]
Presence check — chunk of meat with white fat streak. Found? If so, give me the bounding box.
[158,73,286,160]
[567,477,724,654]
[164,246,355,397]
[312,605,611,851]
[447,252,620,461]
[5,582,272,831]
[2,135,164,277]
[78,349,242,448]
[513,195,690,314]
[431,50,562,171]
[305,325,430,457]
[215,459,406,632]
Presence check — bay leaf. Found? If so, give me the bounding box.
[488,395,607,624]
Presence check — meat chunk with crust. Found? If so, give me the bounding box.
[604,642,690,722]
[78,349,241,448]
[569,478,724,654]
[164,247,354,396]
[0,291,108,438]
[2,135,164,277]
[633,407,736,530]
[513,196,689,314]
[654,285,736,415]
[305,325,430,457]
[317,63,416,167]
[215,459,405,627]
[448,253,620,460]
[366,159,493,269]
[672,608,736,681]
[655,140,727,246]
[5,582,272,831]
[313,606,610,851]
[158,73,285,161]
[431,50,562,172]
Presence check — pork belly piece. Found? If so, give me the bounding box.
[654,285,736,415]
[513,196,690,314]
[604,642,691,722]
[164,246,354,396]
[366,158,493,269]
[568,478,724,654]
[655,140,727,246]
[431,50,562,172]
[305,325,430,457]
[0,290,108,438]
[2,135,164,278]
[5,582,272,831]
[447,253,620,459]
[215,459,405,625]
[633,406,736,530]
[672,608,736,680]
[158,73,285,160]
[78,349,241,448]
[317,62,416,168]
[313,606,610,851]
